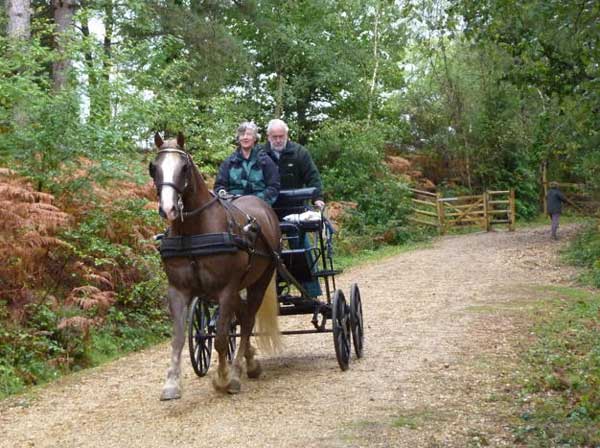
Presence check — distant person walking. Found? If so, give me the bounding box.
[546,182,575,240]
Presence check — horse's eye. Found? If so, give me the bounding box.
[148,161,157,178]
[182,163,189,174]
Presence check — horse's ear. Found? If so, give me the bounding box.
[154,132,164,149]
[177,132,185,149]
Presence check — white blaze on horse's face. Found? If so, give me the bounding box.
[159,153,184,222]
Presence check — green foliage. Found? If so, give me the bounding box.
[564,222,600,288]
[514,286,600,446]
[310,119,420,251]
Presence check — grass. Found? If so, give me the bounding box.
[518,212,589,228]
[511,285,600,447]
[335,240,432,271]
[392,408,441,429]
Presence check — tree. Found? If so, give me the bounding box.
[6,0,31,39]
[52,0,79,91]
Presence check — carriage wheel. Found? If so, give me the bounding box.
[332,289,351,371]
[227,322,237,362]
[188,296,212,377]
[350,283,364,358]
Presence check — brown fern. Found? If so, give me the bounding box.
[67,286,116,312]
[57,316,98,336]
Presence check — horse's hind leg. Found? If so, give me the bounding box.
[161,286,189,401]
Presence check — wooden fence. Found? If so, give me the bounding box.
[409,188,516,234]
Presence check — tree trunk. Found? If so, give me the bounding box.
[6,0,31,39]
[100,0,114,123]
[52,0,79,91]
[7,0,31,126]
[80,14,99,119]
[275,70,285,118]
[366,1,381,126]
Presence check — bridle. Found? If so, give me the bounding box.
[151,147,191,195]
[150,147,218,221]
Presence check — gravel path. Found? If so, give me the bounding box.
[0,224,581,448]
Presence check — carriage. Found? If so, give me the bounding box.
[186,187,364,376]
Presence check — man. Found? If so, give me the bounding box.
[546,181,576,240]
[263,119,324,297]
[263,119,325,209]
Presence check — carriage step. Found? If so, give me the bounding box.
[314,269,342,277]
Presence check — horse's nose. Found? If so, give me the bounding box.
[159,204,179,222]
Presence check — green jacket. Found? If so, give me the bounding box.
[262,141,323,200]
[214,146,280,205]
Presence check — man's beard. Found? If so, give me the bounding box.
[271,140,286,151]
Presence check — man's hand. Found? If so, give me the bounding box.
[314,200,325,210]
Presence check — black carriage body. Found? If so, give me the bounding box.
[186,187,363,373]
[272,188,338,314]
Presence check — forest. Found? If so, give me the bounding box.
[1,0,599,440]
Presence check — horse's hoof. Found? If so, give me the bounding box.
[160,387,181,401]
[212,376,229,393]
[247,361,262,379]
[227,378,241,394]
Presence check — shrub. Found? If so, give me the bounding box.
[310,120,414,244]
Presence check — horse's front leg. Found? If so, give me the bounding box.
[212,289,239,394]
[160,285,190,401]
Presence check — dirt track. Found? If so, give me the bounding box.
[0,224,581,447]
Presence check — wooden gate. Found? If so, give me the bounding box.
[409,188,516,234]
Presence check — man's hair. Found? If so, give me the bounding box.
[236,121,260,141]
[267,119,289,134]
[549,181,559,188]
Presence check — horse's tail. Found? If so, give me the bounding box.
[255,271,282,354]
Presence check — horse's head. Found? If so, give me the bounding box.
[149,132,192,222]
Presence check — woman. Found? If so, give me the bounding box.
[214,122,280,206]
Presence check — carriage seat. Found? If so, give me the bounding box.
[273,187,319,218]
[274,187,322,233]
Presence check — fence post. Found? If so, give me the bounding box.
[436,193,445,235]
[509,188,516,231]
[483,191,491,231]
[542,161,548,215]
[482,191,488,231]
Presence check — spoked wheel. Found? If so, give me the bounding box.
[350,283,364,358]
[188,296,212,377]
[227,322,237,362]
[332,289,351,371]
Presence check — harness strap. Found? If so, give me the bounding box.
[160,232,249,259]
[181,194,218,219]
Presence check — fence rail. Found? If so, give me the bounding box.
[410,188,516,234]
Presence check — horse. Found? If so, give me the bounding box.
[149,132,282,398]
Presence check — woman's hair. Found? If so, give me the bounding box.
[236,121,260,141]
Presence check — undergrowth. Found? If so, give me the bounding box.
[513,286,600,446]
[0,160,169,399]
[563,220,600,288]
